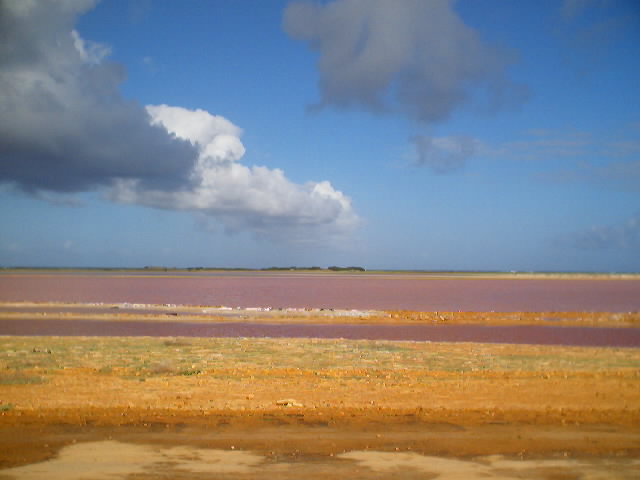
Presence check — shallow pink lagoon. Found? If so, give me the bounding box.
[1,318,638,347]
[1,272,639,312]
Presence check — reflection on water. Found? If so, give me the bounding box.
[1,441,639,480]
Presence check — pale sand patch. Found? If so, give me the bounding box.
[2,441,640,480]
[0,442,158,480]
[339,451,640,479]
[160,445,264,474]
[0,441,264,480]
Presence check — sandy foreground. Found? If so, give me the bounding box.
[1,304,640,478]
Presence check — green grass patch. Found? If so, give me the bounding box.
[1,337,639,378]
[0,374,46,385]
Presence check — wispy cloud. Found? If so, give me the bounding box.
[410,127,593,174]
[513,125,640,191]
[411,135,478,174]
[410,125,640,179]
[557,212,640,250]
[141,55,160,75]
[541,160,640,192]
[601,140,640,158]
[33,191,85,208]
[557,0,637,75]
[491,129,593,161]
[476,124,640,164]
[560,0,608,19]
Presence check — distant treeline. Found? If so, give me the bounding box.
[261,266,366,272]
[181,266,366,272]
[261,266,321,271]
[3,266,636,276]
[0,265,367,272]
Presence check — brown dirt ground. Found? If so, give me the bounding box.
[1,334,639,469]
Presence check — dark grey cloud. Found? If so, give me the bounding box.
[0,1,359,241]
[0,0,198,193]
[411,134,476,174]
[283,0,526,123]
[559,213,640,250]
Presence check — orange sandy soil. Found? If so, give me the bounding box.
[2,301,640,327]
[1,335,639,470]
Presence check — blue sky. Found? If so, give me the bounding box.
[1,0,639,271]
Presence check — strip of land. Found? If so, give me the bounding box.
[2,267,640,279]
[2,302,639,327]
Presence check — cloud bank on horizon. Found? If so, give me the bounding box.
[0,0,358,241]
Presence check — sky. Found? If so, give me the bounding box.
[1,0,639,272]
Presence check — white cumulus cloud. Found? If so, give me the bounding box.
[0,0,358,242]
[110,105,359,241]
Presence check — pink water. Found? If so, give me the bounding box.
[1,319,638,347]
[1,273,639,312]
